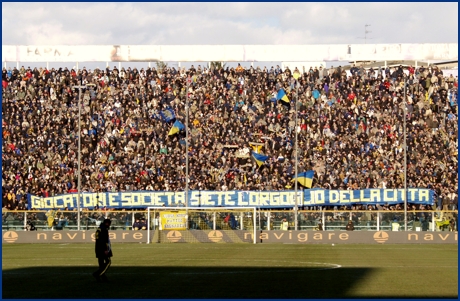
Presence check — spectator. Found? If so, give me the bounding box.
[0,63,457,213]
[316,219,323,231]
[139,218,147,230]
[345,220,355,231]
[132,219,141,230]
[281,218,289,230]
[229,213,238,230]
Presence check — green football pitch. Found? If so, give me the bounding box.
[2,243,458,299]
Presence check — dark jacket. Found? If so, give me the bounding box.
[95,223,113,258]
[346,221,355,231]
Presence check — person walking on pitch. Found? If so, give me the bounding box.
[92,219,113,282]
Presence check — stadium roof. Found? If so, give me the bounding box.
[2,44,458,63]
[341,60,458,70]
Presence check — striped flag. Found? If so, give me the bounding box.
[168,120,185,136]
[292,170,314,188]
[276,89,290,104]
[251,152,269,167]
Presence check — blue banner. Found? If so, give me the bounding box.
[27,189,434,210]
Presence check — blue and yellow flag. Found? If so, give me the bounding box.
[45,210,57,228]
[292,170,314,188]
[252,152,269,167]
[168,120,185,136]
[160,108,176,122]
[276,89,290,104]
[249,142,263,153]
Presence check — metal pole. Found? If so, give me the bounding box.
[185,83,189,228]
[377,213,380,231]
[73,83,95,231]
[294,80,299,230]
[258,208,261,230]
[267,213,271,231]
[404,76,407,231]
[77,86,82,231]
[253,208,257,244]
[147,208,151,244]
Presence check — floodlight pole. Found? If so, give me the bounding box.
[185,82,189,229]
[294,80,299,231]
[73,83,95,231]
[74,85,83,231]
[403,76,407,231]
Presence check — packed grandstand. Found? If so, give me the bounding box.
[1,63,458,211]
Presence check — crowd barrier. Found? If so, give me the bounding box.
[2,209,457,232]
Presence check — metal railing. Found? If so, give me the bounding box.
[2,209,457,232]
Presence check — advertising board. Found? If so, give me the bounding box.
[3,230,456,244]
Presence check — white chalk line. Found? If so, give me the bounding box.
[3,260,341,272]
[3,263,341,275]
[3,258,337,266]
[342,265,457,268]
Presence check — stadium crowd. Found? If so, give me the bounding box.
[1,62,458,211]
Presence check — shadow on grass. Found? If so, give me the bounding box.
[2,266,456,299]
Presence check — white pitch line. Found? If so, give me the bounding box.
[3,266,342,275]
[340,265,457,268]
[3,262,95,264]
[3,260,342,271]
[10,256,93,261]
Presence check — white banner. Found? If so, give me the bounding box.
[281,61,326,73]
[2,44,458,62]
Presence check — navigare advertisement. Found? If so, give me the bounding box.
[3,230,456,244]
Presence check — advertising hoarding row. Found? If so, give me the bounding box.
[2,230,456,244]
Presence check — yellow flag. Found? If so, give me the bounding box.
[249,142,263,153]
[46,210,56,227]
[293,71,300,80]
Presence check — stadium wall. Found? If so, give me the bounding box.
[2,230,457,244]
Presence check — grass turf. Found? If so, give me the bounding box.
[2,243,457,299]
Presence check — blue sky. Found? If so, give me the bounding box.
[2,2,458,69]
